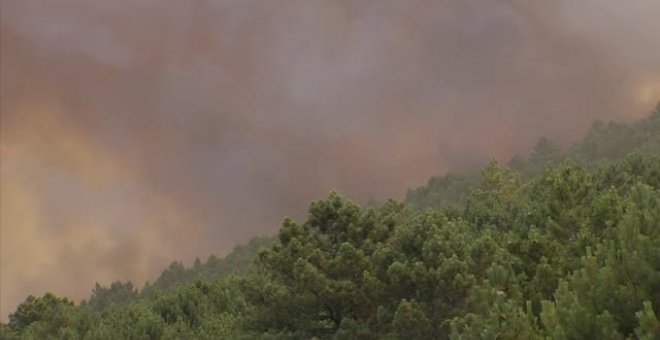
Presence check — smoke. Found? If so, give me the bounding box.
[1,0,659,318]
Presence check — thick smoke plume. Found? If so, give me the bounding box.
[1,0,659,318]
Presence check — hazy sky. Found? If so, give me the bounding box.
[1,0,659,318]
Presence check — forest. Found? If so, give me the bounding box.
[1,105,659,339]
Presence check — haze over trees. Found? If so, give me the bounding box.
[4,0,660,324]
[1,107,659,339]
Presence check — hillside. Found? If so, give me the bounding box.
[2,108,659,339]
[406,104,660,212]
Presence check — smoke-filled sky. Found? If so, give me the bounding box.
[1,0,659,318]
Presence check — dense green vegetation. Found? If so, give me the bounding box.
[2,106,659,339]
[407,105,660,211]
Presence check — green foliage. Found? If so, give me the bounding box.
[143,236,276,295]
[5,110,660,339]
[573,109,660,165]
[526,136,561,175]
[635,301,660,340]
[83,281,138,312]
[511,106,659,178]
[465,160,522,227]
[406,172,475,212]
[6,293,79,339]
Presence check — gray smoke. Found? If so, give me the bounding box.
[1,0,659,318]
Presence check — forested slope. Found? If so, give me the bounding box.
[2,107,660,339]
[406,104,660,211]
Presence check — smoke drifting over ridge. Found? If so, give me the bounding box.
[1,0,659,318]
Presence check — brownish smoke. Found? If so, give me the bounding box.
[1,0,659,318]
